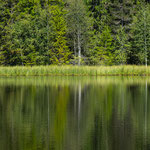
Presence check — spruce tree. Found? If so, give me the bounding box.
[87,0,114,65]
[0,0,8,65]
[108,0,134,35]
[114,26,130,64]
[49,0,70,65]
[88,26,114,65]
[3,1,54,65]
[0,0,17,65]
[108,0,134,64]
[131,3,150,65]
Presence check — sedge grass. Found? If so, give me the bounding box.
[0,65,150,76]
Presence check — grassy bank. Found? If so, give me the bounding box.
[0,65,150,76]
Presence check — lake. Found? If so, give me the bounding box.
[0,76,149,150]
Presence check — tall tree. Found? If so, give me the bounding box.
[49,0,70,65]
[87,0,114,65]
[0,0,70,65]
[3,1,54,65]
[114,26,130,64]
[66,0,90,65]
[88,26,114,65]
[108,0,134,64]
[0,0,18,65]
[131,3,150,65]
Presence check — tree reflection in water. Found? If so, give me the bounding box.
[0,77,150,150]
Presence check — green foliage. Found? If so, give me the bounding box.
[49,3,70,64]
[0,0,150,66]
[114,26,130,65]
[4,5,54,65]
[108,0,134,34]
[66,0,90,64]
[88,26,114,65]
[131,3,150,65]
[107,0,134,65]
[0,0,11,65]
[88,0,114,65]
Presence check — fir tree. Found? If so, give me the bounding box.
[88,26,114,65]
[49,1,70,65]
[0,0,17,65]
[108,0,134,64]
[131,3,150,65]
[114,26,130,64]
[3,2,54,65]
[87,0,114,65]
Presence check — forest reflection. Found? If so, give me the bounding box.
[0,77,150,150]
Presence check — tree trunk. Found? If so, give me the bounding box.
[74,37,77,57]
[77,30,81,66]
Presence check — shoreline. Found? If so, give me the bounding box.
[0,65,149,76]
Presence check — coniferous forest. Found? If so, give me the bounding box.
[0,0,150,66]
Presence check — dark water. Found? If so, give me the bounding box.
[0,76,150,150]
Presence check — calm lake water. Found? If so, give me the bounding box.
[0,76,150,150]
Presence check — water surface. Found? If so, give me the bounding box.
[0,76,150,150]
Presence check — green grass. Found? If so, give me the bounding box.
[0,65,150,76]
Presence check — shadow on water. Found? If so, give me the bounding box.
[0,76,150,150]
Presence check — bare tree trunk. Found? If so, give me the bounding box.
[77,30,81,66]
[74,37,77,57]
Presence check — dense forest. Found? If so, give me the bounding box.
[0,0,150,66]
